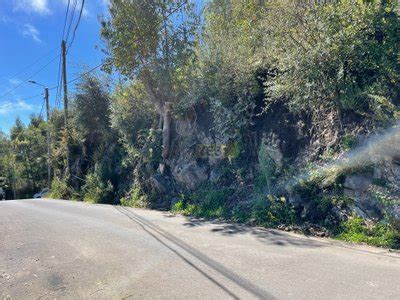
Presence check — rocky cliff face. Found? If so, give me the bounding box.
[144,101,399,232]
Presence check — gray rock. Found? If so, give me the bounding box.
[344,174,372,191]
[389,162,400,182]
[390,205,400,230]
[288,193,304,208]
[173,162,208,190]
[345,188,383,220]
[331,206,348,222]
[373,167,383,180]
[149,174,171,194]
[209,169,221,183]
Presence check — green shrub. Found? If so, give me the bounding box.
[251,195,296,227]
[258,140,277,193]
[341,134,358,151]
[223,141,241,163]
[171,199,199,216]
[49,177,72,199]
[198,188,229,218]
[338,217,400,249]
[120,183,147,208]
[83,173,114,204]
[232,202,252,223]
[171,199,185,213]
[172,187,231,219]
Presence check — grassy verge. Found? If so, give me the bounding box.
[169,187,400,249]
[338,217,400,249]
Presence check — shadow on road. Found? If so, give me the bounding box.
[115,206,275,300]
[172,214,400,259]
[178,215,324,248]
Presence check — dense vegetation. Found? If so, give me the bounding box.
[1,0,399,248]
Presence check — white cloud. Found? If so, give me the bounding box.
[13,0,51,15]
[0,100,36,115]
[9,78,22,86]
[82,6,89,18]
[22,23,41,43]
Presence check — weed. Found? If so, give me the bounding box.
[338,217,400,249]
[83,173,114,204]
[49,177,73,199]
[120,183,147,208]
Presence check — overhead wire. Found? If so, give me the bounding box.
[55,48,63,108]
[0,54,60,101]
[39,97,45,118]
[65,0,78,44]
[61,0,71,40]
[1,0,189,107]
[68,0,85,48]
[56,0,72,108]
[50,0,189,92]
[4,46,59,82]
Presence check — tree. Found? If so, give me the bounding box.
[199,0,267,141]
[262,0,400,117]
[2,117,48,198]
[73,75,112,154]
[101,0,199,170]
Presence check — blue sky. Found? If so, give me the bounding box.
[0,0,109,133]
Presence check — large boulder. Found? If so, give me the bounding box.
[172,162,208,190]
[149,174,171,195]
[344,173,383,219]
[343,174,372,190]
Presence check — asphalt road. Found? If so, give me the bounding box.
[1,199,399,299]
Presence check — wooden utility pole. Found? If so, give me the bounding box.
[61,40,69,126]
[61,40,70,175]
[44,87,51,189]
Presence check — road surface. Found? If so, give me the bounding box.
[1,199,399,299]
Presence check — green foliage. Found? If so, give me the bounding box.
[120,183,147,208]
[0,116,48,198]
[263,1,400,115]
[49,177,73,199]
[172,186,296,227]
[258,140,277,193]
[171,186,231,219]
[338,217,400,249]
[341,134,358,151]
[196,188,230,218]
[171,199,185,213]
[82,173,114,204]
[111,82,156,150]
[199,1,265,140]
[101,0,199,109]
[222,141,241,163]
[250,195,297,227]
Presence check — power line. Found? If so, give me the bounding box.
[50,0,189,91]
[8,0,189,105]
[57,0,72,109]
[61,0,71,40]
[69,0,85,48]
[4,47,59,82]
[65,0,78,44]
[39,97,45,118]
[55,48,63,108]
[22,93,44,101]
[49,62,103,91]
[0,54,60,101]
